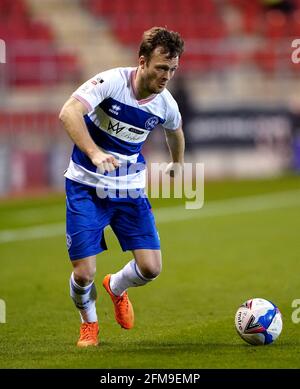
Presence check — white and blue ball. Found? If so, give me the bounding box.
[235,298,283,345]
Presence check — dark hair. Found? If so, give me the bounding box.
[138,27,184,62]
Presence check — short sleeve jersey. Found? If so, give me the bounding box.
[64,67,181,190]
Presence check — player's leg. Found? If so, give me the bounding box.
[102,249,161,330]
[109,249,162,296]
[70,255,97,322]
[65,178,109,346]
[103,196,161,329]
[70,255,99,347]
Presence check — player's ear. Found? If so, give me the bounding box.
[139,56,146,69]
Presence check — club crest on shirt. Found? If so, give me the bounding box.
[145,116,159,130]
[66,234,72,249]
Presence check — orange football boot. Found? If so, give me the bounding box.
[77,322,99,347]
[103,274,134,329]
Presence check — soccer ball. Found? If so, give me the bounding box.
[235,298,283,345]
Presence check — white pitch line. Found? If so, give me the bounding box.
[0,189,300,244]
[155,188,300,223]
[0,223,65,244]
[8,206,64,221]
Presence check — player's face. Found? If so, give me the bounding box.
[140,47,179,94]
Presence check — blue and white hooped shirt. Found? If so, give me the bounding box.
[64,67,181,191]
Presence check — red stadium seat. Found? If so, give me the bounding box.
[26,21,54,41]
[22,150,49,189]
[80,0,298,75]
[0,0,82,87]
[8,49,81,87]
[252,45,278,74]
[290,10,300,37]
[56,53,82,82]
[88,0,114,16]
[131,0,154,14]
[263,10,288,40]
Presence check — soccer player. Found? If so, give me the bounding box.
[59,27,185,347]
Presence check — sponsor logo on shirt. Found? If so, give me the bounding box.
[108,120,125,134]
[109,104,121,116]
[105,120,147,142]
[128,127,144,135]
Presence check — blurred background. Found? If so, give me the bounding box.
[1,1,300,369]
[1,0,300,196]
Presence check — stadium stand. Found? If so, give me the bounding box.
[1,0,300,194]
[83,0,298,75]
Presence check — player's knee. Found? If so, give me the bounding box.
[72,257,96,286]
[140,261,162,280]
[73,267,96,286]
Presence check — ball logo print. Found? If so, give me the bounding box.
[235,298,282,345]
[244,315,263,332]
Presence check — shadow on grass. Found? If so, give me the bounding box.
[99,340,245,351]
[97,338,299,354]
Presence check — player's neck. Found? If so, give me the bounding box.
[132,68,155,101]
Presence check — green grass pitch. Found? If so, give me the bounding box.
[0,174,300,368]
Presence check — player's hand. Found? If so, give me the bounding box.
[91,151,119,174]
[164,162,183,178]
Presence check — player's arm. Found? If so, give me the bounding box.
[164,126,185,177]
[59,97,119,172]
